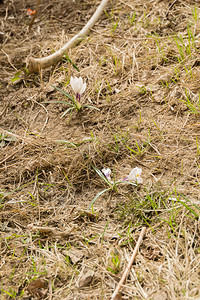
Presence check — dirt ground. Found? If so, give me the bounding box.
[0,0,200,299]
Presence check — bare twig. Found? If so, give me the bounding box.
[28,0,41,32]
[111,227,146,300]
[1,49,18,71]
[27,0,109,73]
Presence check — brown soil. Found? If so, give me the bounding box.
[0,0,200,299]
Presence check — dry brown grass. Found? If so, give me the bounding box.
[0,0,200,299]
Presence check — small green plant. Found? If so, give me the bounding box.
[104,9,119,33]
[112,53,121,75]
[192,5,198,22]
[11,68,29,83]
[44,76,99,118]
[88,166,142,209]
[128,11,136,24]
[124,141,146,156]
[116,187,200,230]
[1,288,17,298]
[175,193,200,219]
[106,249,121,274]
[174,23,198,63]
[136,85,147,95]
[179,89,200,114]
[83,232,100,246]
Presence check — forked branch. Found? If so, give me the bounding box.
[27,0,109,73]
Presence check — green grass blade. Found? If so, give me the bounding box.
[51,85,74,102]
[2,181,35,200]
[123,144,137,154]
[178,194,200,218]
[88,188,111,209]
[113,180,137,187]
[83,104,100,111]
[42,100,70,105]
[61,107,75,118]
[175,198,199,219]
[1,289,16,297]
[63,54,80,71]
[55,140,77,147]
[93,166,111,185]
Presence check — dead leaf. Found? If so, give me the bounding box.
[152,291,168,300]
[77,269,95,288]
[63,248,84,264]
[114,294,123,300]
[72,210,97,221]
[27,224,73,237]
[44,85,55,93]
[27,279,47,298]
[141,245,162,261]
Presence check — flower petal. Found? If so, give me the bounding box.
[70,76,86,95]
[70,76,76,93]
[126,167,143,184]
[80,82,86,95]
[102,168,112,181]
[75,77,82,94]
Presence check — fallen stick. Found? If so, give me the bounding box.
[111,227,146,300]
[28,0,41,32]
[27,0,109,73]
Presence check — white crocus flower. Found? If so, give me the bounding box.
[70,76,86,102]
[102,168,112,182]
[124,167,143,184]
